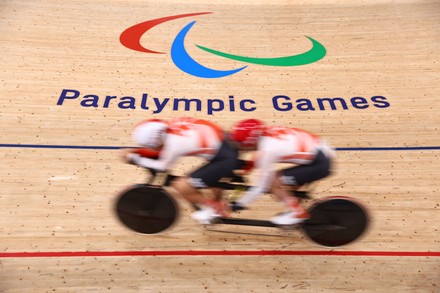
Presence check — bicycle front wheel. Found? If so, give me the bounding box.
[115,185,179,234]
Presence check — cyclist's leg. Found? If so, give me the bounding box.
[171,141,238,222]
[172,177,203,204]
[171,169,230,206]
[210,187,225,201]
[270,173,310,223]
[276,150,332,195]
[270,151,332,224]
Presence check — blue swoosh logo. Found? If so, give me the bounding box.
[171,21,247,78]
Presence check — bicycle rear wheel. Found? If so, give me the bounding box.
[302,197,369,247]
[115,185,179,234]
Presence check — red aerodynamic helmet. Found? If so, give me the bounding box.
[230,119,264,148]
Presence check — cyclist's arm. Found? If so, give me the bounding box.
[236,149,277,206]
[135,148,160,159]
[127,135,193,171]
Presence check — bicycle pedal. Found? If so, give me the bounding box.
[230,201,247,212]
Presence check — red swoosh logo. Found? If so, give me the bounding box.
[120,12,212,54]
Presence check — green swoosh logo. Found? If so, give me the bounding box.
[196,36,326,66]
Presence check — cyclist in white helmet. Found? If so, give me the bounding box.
[122,117,240,224]
[131,119,168,150]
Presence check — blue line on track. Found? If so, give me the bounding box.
[0,144,440,151]
[335,146,440,151]
[0,144,120,150]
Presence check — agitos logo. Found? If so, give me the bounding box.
[120,12,326,78]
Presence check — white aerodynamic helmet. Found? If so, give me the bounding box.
[132,119,168,149]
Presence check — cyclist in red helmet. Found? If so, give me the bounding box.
[230,119,335,225]
[122,117,240,224]
[230,118,264,149]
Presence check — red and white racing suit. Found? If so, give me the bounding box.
[129,117,238,188]
[237,126,335,206]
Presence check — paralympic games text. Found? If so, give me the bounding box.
[56,89,390,115]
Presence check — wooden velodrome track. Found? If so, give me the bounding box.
[1,0,439,292]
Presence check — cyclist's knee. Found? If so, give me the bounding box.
[171,177,196,196]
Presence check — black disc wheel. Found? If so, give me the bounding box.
[302,197,369,247]
[115,185,178,234]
